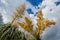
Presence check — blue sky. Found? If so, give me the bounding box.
[55,2,60,6]
[0,0,60,40]
[26,0,43,6]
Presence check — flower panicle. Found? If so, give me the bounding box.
[16,10,56,36]
[36,10,56,34]
[16,16,34,32]
[11,4,26,24]
[15,4,25,17]
[37,10,43,19]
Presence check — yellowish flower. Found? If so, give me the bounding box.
[17,17,33,32]
[16,10,56,37]
[36,10,56,34]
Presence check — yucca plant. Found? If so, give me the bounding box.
[0,23,26,40]
[0,4,26,40]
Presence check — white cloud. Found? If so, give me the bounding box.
[41,0,60,40]
[1,0,8,6]
[0,0,26,23]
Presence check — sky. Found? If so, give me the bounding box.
[0,0,60,40]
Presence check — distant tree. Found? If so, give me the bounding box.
[0,13,3,25]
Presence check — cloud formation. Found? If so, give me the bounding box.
[41,0,60,40]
